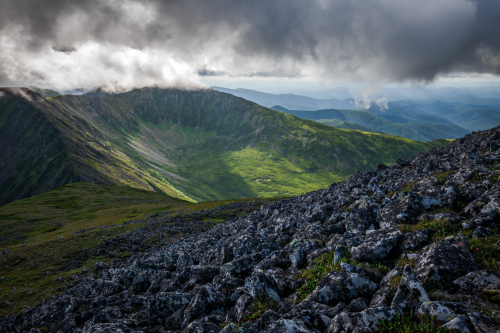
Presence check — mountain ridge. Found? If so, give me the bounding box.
[0,86,447,206]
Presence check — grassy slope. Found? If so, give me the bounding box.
[0,182,285,315]
[1,87,448,204]
[316,118,389,134]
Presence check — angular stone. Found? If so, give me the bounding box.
[359,306,402,330]
[442,314,471,333]
[472,226,496,239]
[244,273,280,302]
[417,301,456,323]
[403,229,431,250]
[266,319,314,333]
[377,192,424,228]
[467,312,499,333]
[415,235,480,289]
[392,265,430,311]
[182,284,228,328]
[351,228,403,262]
[452,270,500,295]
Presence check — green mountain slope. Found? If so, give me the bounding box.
[0,87,448,205]
[315,119,389,134]
[272,106,469,141]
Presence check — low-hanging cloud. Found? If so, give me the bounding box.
[1,0,500,90]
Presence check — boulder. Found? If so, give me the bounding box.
[266,319,314,333]
[403,229,431,250]
[417,302,455,323]
[358,306,402,330]
[244,273,281,302]
[414,235,480,289]
[472,226,496,239]
[351,228,403,262]
[377,192,424,228]
[467,312,499,333]
[391,265,430,311]
[442,314,472,333]
[452,270,500,295]
[182,284,228,328]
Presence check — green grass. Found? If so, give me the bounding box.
[0,182,284,316]
[242,298,278,323]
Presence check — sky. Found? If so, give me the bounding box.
[1,0,500,96]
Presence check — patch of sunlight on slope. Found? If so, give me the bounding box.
[225,148,342,197]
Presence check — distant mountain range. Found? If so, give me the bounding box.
[0,87,446,206]
[211,87,500,140]
[211,86,355,110]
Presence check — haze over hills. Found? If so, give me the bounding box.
[271,106,469,141]
[0,87,446,206]
[212,87,500,139]
[211,86,355,111]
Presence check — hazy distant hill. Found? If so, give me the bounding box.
[0,87,446,205]
[272,106,469,141]
[212,86,355,110]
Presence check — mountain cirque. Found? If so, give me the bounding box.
[0,87,446,206]
[2,127,500,332]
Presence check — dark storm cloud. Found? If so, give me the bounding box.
[1,0,499,89]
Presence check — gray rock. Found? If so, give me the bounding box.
[452,270,500,295]
[392,265,430,311]
[403,229,431,250]
[266,319,314,333]
[467,312,499,333]
[351,228,403,262]
[377,192,424,228]
[417,301,456,323]
[442,314,472,333]
[245,273,280,302]
[182,284,228,328]
[359,306,402,330]
[473,226,496,239]
[415,235,480,289]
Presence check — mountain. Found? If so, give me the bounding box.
[315,119,389,134]
[271,106,469,141]
[211,86,355,110]
[0,87,447,206]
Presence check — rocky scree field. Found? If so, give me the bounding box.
[2,127,500,332]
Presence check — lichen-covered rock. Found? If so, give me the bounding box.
[351,228,403,262]
[403,229,431,250]
[472,226,496,239]
[414,235,480,289]
[359,306,402,330]
[309,269,378,306]
[370,268,402,307]
[467,312,499,333]
[391,265,430,311]
[417,302,455,323]
[442,314,472,333]
[452,270,500,296]
[244,272,280,302]
[344,207,377,232]
[182,284,228,328]
[377,192,424,228]
[84,323,144,333]
[266,319,314,333]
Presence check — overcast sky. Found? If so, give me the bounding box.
[1,0,500,92]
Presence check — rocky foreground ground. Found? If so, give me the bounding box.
[3,127,500,333]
